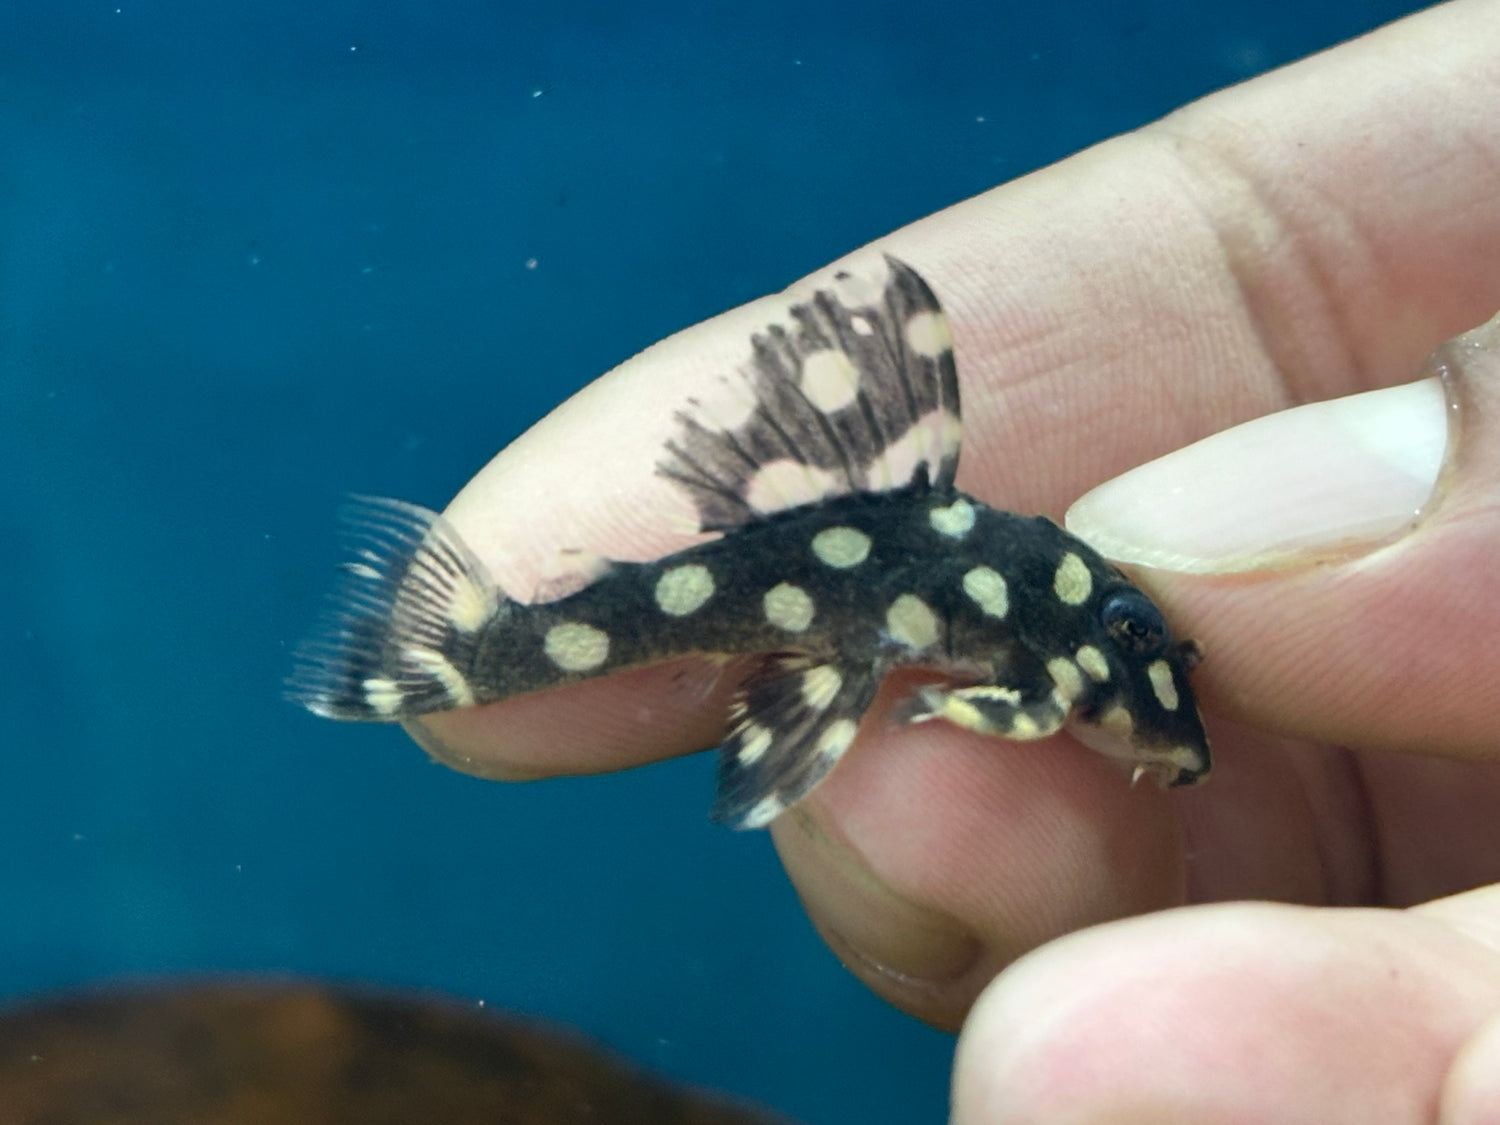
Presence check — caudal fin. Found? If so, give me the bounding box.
[287,497,500,721]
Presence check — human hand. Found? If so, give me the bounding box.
[407,0,1500,1117]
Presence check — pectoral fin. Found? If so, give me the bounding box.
[711,657,878,830]
[909,682,1069,742]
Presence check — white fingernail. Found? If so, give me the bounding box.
[1065,378,1451,574]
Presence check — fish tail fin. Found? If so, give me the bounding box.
[287,496,502,721]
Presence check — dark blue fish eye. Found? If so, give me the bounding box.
[1100,590,1169,657]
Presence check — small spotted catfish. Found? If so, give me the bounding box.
[289,257,1210,829]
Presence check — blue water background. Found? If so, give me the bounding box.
[2,2,1420,1120]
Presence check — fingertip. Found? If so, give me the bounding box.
[952,902,1500,1125]
[770,806,986,1032]
[1076,310,1500,761]
[1441,1009,1500,1125]
[1064,377,1448,575]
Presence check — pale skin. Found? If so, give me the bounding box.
[404,0,1500,1119]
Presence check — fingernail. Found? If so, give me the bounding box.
[1065,377,1452,574]
[773,808,981,984]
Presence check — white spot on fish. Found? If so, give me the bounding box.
[763,582,815,633]
[929,498,975,538]
[404,646,475,707]
[1046,656,1085,703]
[446,569,494,632]
[1076,645,1110,682]
[904,309,952,358]
[886,593,939,651]
[1053,552,1092,606]
[963,566,1009,619]
[742,793,786,829]
[800,665,844,711]
[543,622,610,671]
[800,348,862,412]
[362,677,405,717]
[655,563,715,616]
[737,723,774,764]
[817,717,859,760]
[811,526,871,569]
[745,459,843,514]
[1148,659,1180,711]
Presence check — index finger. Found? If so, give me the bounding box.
[417,0,1500,781]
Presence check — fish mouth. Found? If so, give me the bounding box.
[1067,716,1212,789]
[1143,750,1210,788]
[1163,755,1210,787]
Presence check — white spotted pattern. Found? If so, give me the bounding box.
[763,582,815,633]
[1053,552,1093,606]
[1046,657,1085,704]
[543,622,611,672]
[737,723,774,764]
[811,525,871,569]
[865,426,926,492]
[1148,659,1180,711]
[443,571,493,633]
[886,593,939,651]
[654,563,715,616]
[904,309,952,358]
[962,566,1009,619]
[965,684,1023,706]
[800,665,844,710]
[1076,645,1110,682]
[405,646,476,707]
[1008,712,1041,739]
[362,677,404,717]
[800,348,862,412]
[745,459,843,515]
[920,690,984,733]
[928,498,975,538]
[743,794,786,830]
[817,717,860,759]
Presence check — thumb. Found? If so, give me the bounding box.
[949,885,1500,1123]
[1065,310,1500,760]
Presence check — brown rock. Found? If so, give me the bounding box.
[0,981,797,1125]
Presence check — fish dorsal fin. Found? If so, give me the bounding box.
[711,656,880,829]
[658,256,961,533]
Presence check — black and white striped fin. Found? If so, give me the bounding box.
[711,656,879,830]
[658,256,962,532]
[286,497,500,721]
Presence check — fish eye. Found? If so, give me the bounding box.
[1100,590,1169,658]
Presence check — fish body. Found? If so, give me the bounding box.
[290,258,1210,828]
